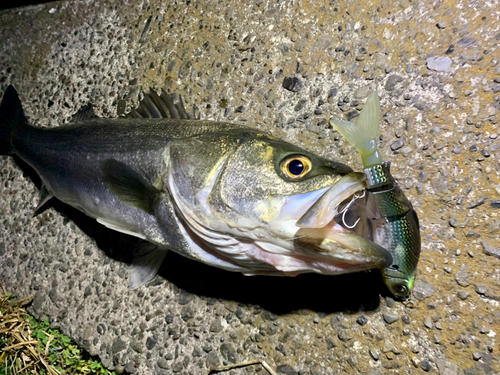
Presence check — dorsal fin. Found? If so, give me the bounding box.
[120,90,196,119]
[71,103,98,122]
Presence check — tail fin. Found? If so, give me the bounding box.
[0,85,26,154]
[330,91,383,168]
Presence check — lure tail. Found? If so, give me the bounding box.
[0,85,26,154]
[330,91,382,168]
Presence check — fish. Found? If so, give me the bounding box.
[0,85,393,291]
[327,92,421,298]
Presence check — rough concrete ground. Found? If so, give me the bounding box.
[0,0,499,374]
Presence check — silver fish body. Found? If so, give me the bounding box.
[0,86,393,289]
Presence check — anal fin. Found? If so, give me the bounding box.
[129,242,168,290]
[34,185,53,215]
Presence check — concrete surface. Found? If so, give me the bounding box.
[1,0,499,374]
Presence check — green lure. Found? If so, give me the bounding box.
[331,92,421,298]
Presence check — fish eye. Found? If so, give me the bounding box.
[280,155,312,180]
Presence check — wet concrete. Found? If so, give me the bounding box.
[0,0,499,374]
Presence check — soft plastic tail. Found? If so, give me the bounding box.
[0,85,26,154]
[330,91,382,168]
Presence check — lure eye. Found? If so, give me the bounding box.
[396,285,408,294]
[280,156,312,180]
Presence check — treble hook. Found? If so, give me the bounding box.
[340,190,366,229]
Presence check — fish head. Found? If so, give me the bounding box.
[167,129,392,275]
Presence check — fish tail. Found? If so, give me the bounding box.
[330,91,383,168]
[0,85,26,154]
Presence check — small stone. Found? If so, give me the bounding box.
[402,315,410,324]
[383,312,399,324]
[282,76,303,92]
[426,56,452,72]
[210,317,224,333]
[353,85,373,99]
[420,359,432,372]
[146,336,157,350]
[391,140,404,151]
[276,364,299,375]
[457,37,476,47]
[206,352,220,367]
[337,330,352,342]
[357,316,368,326]
[482,240,500,259]
[178,291,192,305]
[491,201,500,209]
[385,296,395,308]
[444,266,452,273]
[434,334,441,344]
[112,338,127,354]
[455,264,469,287]
[385,74,404,91]
[472,352,482,361]
[436,21,447,29]
[457,291,469,300]
[445,45,455,54]
[412,281,435,301]
[369,350,379,361]
[157,358,169,369]
[435,359,461,375]
[452,146,461,154]
[220,343,237,364]
[480,326,490,334]
[294,99,307,111]
[400,146,413,157]
[129,340,144,354]
[385,66,392,74]
[382,340,400,354]
[424,317,433,329]
[449,215,459,228]
[325,338,336,349]
[346,110,359,121]
[474,284,487,295]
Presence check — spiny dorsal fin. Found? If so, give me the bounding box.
[102,159,160,213]
[71,104,98,122]
[120,90,196,119]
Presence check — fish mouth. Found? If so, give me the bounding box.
[250,180,393,276]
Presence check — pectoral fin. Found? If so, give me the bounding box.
[129,242,168,290]
[102,159,160,213]
[96,217,147,240]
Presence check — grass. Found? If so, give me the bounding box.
[0,285,117,375]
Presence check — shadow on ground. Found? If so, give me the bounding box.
[16,156,384,316]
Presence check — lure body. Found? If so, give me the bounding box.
[364,162,420,297]
[331,92,421,298]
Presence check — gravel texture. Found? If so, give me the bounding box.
[0,0,499,374]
